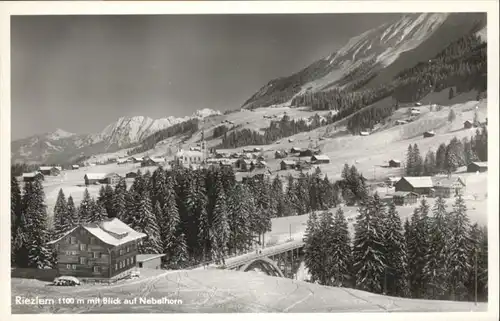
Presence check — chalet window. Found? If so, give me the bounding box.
[79,257,86,265]
[72,264,77,270]
[119,249,124,255]
[115,263,118,270]
[79,244,87,251]
[93,252,99,258]
[126,258,130,265]
[90,237,95,244]
[66,264,71,269]
[70,237,77,244]
[93,266,100,273]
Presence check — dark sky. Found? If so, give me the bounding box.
[11,13,401,140]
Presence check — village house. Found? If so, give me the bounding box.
[423,131,436,138]
[71,165,80,170]
[280,160,296,171]
[255,160,267,169]
[141,156,165,167]
[275,150,287,159]
[39,166,61,176]
[125,172,138,179]
[236,159,254,172]
[241,169,271,184]
[388,159,401,168]
[242,148,254,153]
[431,176,466,198]
[288,138,295,143]
[410,109,421,116]
[391,191,419,206]
[394,177,434,195]
[463,120,474,129]
[136,254,166,269]
[47,218,147,282]
[174,150,205,167]
[296,161,312,171]
[360,131,370,136]
[84,173,107,186]
[311,154,330,164]
[22,172,44,182]
[253,147,262,152]
[290,147,303,154]
[467,161,488,173]
[395,120,408,125]
[299,149,315,157]
[104,173,122,185]
[117,158,130,165]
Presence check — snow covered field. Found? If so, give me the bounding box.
[11,268,487,313]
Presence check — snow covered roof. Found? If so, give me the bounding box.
[105,172,121,178]
[117,158,129,163]
[39,166,58,171]
[281,160,296,165]
[389,159,401,163]
[72,165,80,168]
[431,176,466,188]
[136,254,166,263]
[312,154,330,161]
[22,171,43,178]
[48,218,146,246]
[400,177,434,188]
[85,173,107,180]
[470,161,487,167]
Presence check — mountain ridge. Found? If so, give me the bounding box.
[11,108,221,165]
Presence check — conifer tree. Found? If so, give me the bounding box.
[23,179,52,268]
[352,196,386,293]
[448,108,456,122]
[211,174,230,263]
[384,202,410,297]
[407,199,430,298]
[304,211,322,283]
[330,207,352,287]
[78,189,93,224]
[99,184,115,218]
[424,196,449,299]
[88,199,107,223]
[136,191,163,254]
[446,195,471,300]
[67,195,78,227]
[53,189,72,238]
[412,144,423,176]
[435,143,447,173]
[11,176,23,265]
[423,150,436,176]
[113,178,127,220]
[405,144,414,176]
[227,183,252,254]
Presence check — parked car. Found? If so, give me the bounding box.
[52,276,81,286]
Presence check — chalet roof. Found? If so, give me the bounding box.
[72,165,80,168]
[257,160,267,166]
[22,171,43,178]
[105,172,121,178]
[148,157,165,163]
[39,166,56,171]
[136,254,166,263]
[470,161,487,167]
[464,120,473,124]
[424,130,435,135]
[386,176,401,182]
[391,191,418,197]
[48,218,146,246]
[312,154,330,161]
[400,177,434,188]
[117,158,129,163]
[431,176,466,188]
[281,160,296,165]
[85,173,107,180]
[389,159,401,163]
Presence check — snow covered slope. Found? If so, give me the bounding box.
[242,13,486,110]
[11,269,487,313]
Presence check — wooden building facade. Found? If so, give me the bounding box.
[47,218,147,282]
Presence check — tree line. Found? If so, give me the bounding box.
[304,195,488,302]
[11,164,368,269]
[405,126,487,176]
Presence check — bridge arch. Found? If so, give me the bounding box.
[238,257,284,277]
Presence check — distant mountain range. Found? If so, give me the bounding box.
[11,12,487,165]
[11,108,221,164]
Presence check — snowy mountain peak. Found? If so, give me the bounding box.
[192,108,221,118]
[47,128,75,140]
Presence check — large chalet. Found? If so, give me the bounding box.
[47,218,147,282]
